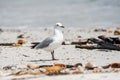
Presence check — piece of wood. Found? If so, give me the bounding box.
[101,65,111,69]
[110,63,120,68]
[0,43,14,46]
[71,41,87,45]
[75,43,120,51]
[75,45,98,49]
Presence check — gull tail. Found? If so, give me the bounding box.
[31,42,40,49]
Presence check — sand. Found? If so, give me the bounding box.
[0,27,120,80]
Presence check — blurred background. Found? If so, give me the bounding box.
[0,0,120,29]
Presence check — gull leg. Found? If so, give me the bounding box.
[51,50,57,60]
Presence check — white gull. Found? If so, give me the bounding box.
[34,23,64,60]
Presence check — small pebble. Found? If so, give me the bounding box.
[27,64,40,69]
[85,61,96,69]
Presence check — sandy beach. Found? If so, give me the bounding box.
[0,27,120,80]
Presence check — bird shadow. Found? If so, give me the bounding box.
[29,59,58,62]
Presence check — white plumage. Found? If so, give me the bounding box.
[34,23,64,60]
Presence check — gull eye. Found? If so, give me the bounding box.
[56,24,59,26]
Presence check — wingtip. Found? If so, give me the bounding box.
[31,43,39,49]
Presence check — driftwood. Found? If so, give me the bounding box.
[75,44,120,51]
[98,35,120,44]
[0,40,26,46]
[0,43,14,46]
[75,36,120,51]
[71,41,87,45]
[0,42,39,47]
[27,64,74,69]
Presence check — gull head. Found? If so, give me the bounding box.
[54,22,64,28]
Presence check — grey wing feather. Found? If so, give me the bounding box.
[34,37,54,49]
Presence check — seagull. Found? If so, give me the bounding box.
[33,23,64,60]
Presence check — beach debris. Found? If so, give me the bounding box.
[44,66,63,75]
[13,39,26,47]
[76,66,85,73]
[3,65,16,70]
[44,64,66,75]
[87,38,101,43]
[85,61,96,70]
[22,54,29,57]
[27,64,53,68]
[93,67,103,73]
[17,34,25,38]
[11,69,28,76]
[0,28,3,32]
[75,35,120,51]
[1,62,119,77]
[27,63,67,75]
[75,45,96,49]
[101,64,110,69]
[110,63,120,68]
[27,70,42,75]
[27,63,40,69]
[62,63,84,74]
[60,68,70,74]
[74,63,83,67]
[66,65,74,68]
[54,64,66,68]
[76,42,120,51]
[71,40,88,45]
[27,63,67,69]
[94,28,107,32]
[17,33,30,38]
[62,41,71,45]
[114,30,120,35]
[98,35,120,44]
[11,69,42,76]
[13,43,21,47]
[77,35,82,38]
[17,40,26,44]
[0,43,14,46]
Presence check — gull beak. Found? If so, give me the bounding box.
[60,26,65,28]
